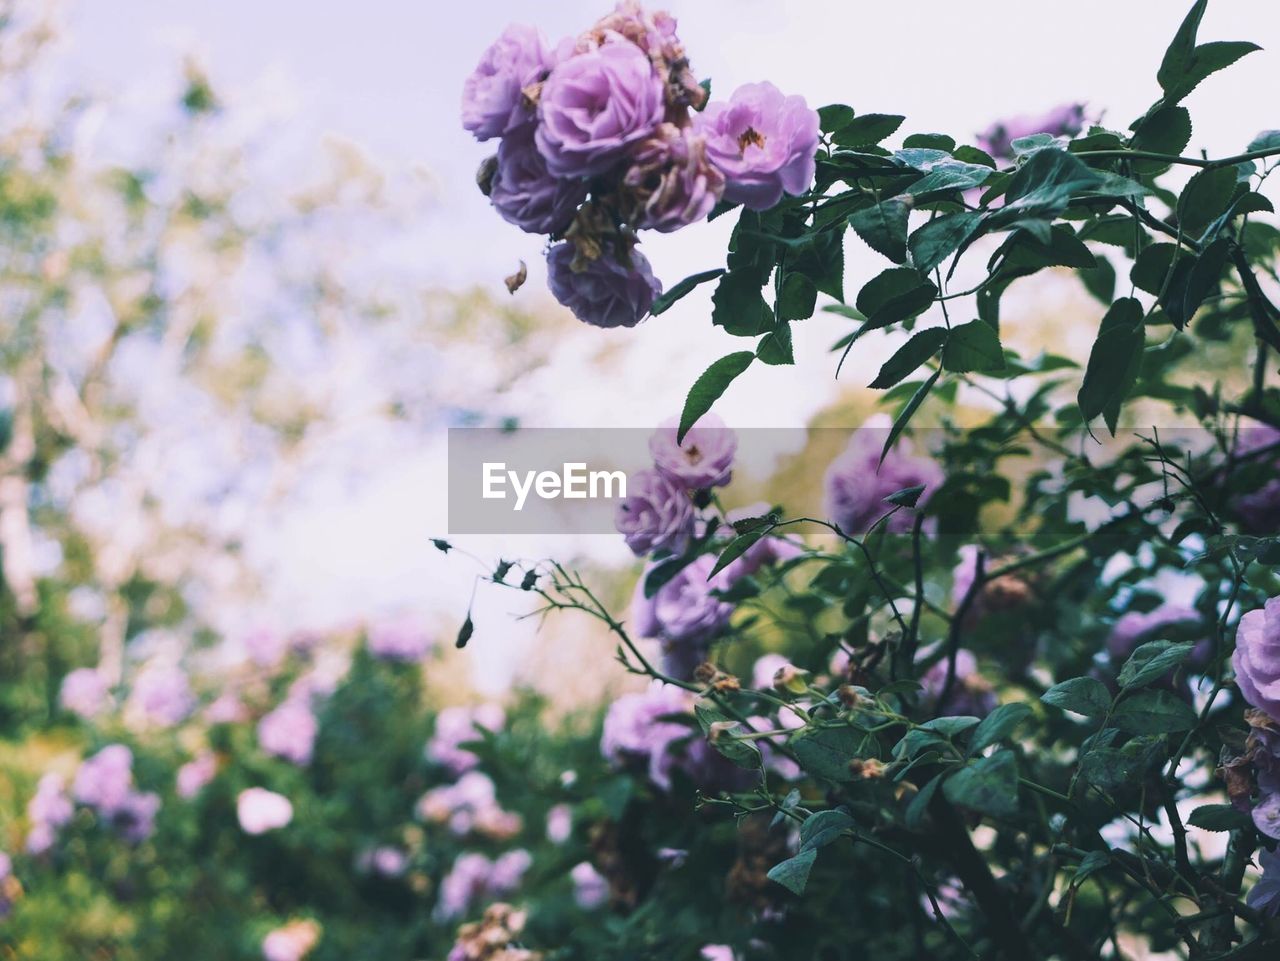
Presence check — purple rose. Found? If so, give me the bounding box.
[698,81,819,210]
[622,123,725,232]
[823,416,944,535]
[461,24,552,141]
[615,468,694,556]
[1232,423,1280,534]
[1249,847,1280,916]
[648,414,736,489]
[1107,605,1206,662]
[1234,595,1280,723]
[490,126,588,235]
[546,241,661,329]
[536,34,666,177]
[127,663,194,727]
[586,3,706,113]
[632,555,734,677]
[976,103,1087,161]
[257,698,318,766]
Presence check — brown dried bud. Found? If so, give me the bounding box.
[837,685,865,709]
[693,662,718,684]
[707,720,738,743]
[503,260,527,295]
[848,757,886,780]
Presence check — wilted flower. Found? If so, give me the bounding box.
[237,787,293,835]
[615,468,695,556]
[59,667,109,719]
[262,919,321,961]
[426,704,506,774]
[545,241,662,329]
[571,861,609,909]
[1233,596,1280,724]
[176,752,217,800]
[536,34,666,177]
[649,414,736,489]
[622,123,724,231]
[823,416,944,535]
[258,698,318,767]
[976,102,1087,160]
[490,127,587,235]
[698,81,819,210]
[461,24,552,141]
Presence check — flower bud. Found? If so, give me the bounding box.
[476,155,498,197]
[772,664,810,694]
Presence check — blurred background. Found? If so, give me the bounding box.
[2,0,1277,696]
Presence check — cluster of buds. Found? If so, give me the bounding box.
[462,3,818,328]
[447,903,542,961]
[694,661,741,693]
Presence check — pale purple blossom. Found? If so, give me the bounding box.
[261,920,320,961]
[701,947,737,961]
[615,468,695,556]
[426,704,506,774]
[73,744,134,814]
[698,81,819,210]
[25,772,72,854]
[632,554,734,677]
[1233,423,1280,533]
[919,649,996,718]
[237,787,293,835]
[623,123,725,231]
[461,24,552,141]
[360,846,408,878]
[571,861,609,909]
[976,103,1087,160]
[1108,605,1204,661]
[535,34,665,177]
[546,803,573,844]
[205,691,248,724]
[114,790,161,843]
[244,628,288,668]
[1234,596,1280,724]
[366,621,434,662]
[59,667,109,719]
[127,663,194,727]
[649,414,736,489]
[1248,847,1280,916]
[823,417,944,534]
[490,126,587,235]
[416,770,521,839]
[436,850,530,920]
[545,242,662,329]
[258,698,318,767]
[176,752,217,799]
[752,654,793,690]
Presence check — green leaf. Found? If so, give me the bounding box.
[904,159,991,197]
[1131,106,1192,173]
[942,750,1019,819]
[905,772,944,830]
[767,848,817,896]
[880,368,940,467]
[1079,738,1163,791]
[942,319,1004,374]
[1117,641,1195,690]
[848,199,910,263]
[1041,677,1110,717]
[1156,1,1260,104]
[1178,166,1237,240]
[884,484,925,508]
[920,715,981,737]
[869,328,949,389]
[799,808,856,851]
[1187,803,1253,832]
[791,230,845,300]
[1078,297,1144,429]
[708,525,772,578]
[991,148,1102,225]
[757,322,794,366]
[790,725,864,782]
[1072,851,1112,888]
[778,272,818,321]
[712,271,774,336]
[969,702,1033,754]
[650,268,726,315]
[834,113,905,147]
[694,701,763,769]
[1000,226,1096,271]
[1247,130,1280,153]
[818,104,855,134]
[855,267,937,328]
[909,212,983,275]
[678,351,755,443]
[1109,689,1198,734]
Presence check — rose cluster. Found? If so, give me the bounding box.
[461,2,819,328]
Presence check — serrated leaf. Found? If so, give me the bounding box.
[909,211,983,275]
[1042,676,1110,717]
[1117,640,1195,690]
[942,750,1019,818]
[880,368,940,467]
[709,525,772,578]
[855,267,938,328]
[1187,803,1253,832]
[712,271,774,336]
[969,702,1032,754]
[790,725,864,782]
[848,199,910,263]
[869,328,949,389]
[650,268,726,315]
[834,113,905,147]
[920,716,981,737]
[942,319,1004,373]
[778,272,817,321]
[1078,297,1144,429]
[1178,166,1237,240]
[678,351,754,443]
[767,848,817,895]
[1109,689,1198,734]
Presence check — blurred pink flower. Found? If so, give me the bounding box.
[176,752,217,799]
[426,704,505,774]
[59,668,109,719]
[238,787,293,835]
[258,698,318,766]
[571,861,609,909]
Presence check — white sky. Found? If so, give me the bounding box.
[60,0,1280,688]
